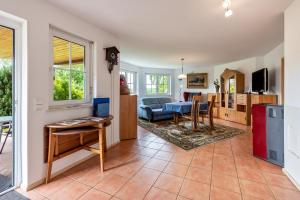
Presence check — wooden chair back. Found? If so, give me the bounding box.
[191,96,201,130]
[208,95,216,130]
[209,95,216,115]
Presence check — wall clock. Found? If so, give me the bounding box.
[104,46,120,74]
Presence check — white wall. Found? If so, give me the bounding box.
[0,0,120,189]
[121,62,175,100]
[284,0,300,188]
[214,57,259,93]
[173,44,283,101]
[174,66,214,101]
[263,43,284,98]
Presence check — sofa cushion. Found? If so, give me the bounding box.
[148,104,163,109]
[141,98,160,106]
[152,109,174,116]
[158,98,173,104]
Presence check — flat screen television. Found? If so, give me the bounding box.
[252,68,268,94]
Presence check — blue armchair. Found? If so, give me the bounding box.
[138,97,175,121]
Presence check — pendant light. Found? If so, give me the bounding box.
[223,0,233,18]
[178,58,187,80]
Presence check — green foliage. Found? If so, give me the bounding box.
[53,69,70,101]
[53,65,84,101]
[146,74,169,95]
[0,61,12,116]
[229,78,236,93]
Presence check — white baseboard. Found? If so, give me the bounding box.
[22,141,120,191]
[282,168,300,191]
[25,153,98,191]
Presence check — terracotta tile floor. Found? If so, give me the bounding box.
[18,119,300,200]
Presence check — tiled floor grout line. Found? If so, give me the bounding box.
[261,168,279,200]
[108,141,165,200]
[175,146,195,200]
[61,147,151,200]
[29,125,300,200]
[208,143,215,200]
[141,143,165,200]
[33,174,75,200]
[141,170,163,199]
[230,138,244,200]
[113,152,154,199]
[152,147,189,199]
[69,161,123,200]
[145,139,193,199]
[232,134,280,200]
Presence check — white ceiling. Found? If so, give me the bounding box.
[46,0,293,69]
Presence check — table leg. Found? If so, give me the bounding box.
[209,114,215,131]
[192,116,197,131]
[103,128,107,152]
[174,113,179,125]
[98,128,104,173]
[46,133,56,184]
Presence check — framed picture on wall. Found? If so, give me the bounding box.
[187,73,208,89]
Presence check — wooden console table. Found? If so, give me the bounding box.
[44,116,113,183]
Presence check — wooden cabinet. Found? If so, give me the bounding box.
[251,94,277,105]
[236,111,247,125]
[218,69,251,125]
[237,94,247,105]
[120,95,137,140]
[219,107,226,120]
[212,69,278,126]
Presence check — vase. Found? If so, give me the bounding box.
[215,85,220,93]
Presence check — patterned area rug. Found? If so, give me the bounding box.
[138,119,245,150]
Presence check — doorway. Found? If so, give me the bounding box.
[0,25,14,194]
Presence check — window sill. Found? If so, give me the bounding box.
[48,103,92,111]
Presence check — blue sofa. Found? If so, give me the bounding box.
[138,97,175,121]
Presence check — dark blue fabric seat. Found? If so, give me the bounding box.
[138,97,175,121]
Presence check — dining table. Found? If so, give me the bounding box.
[163,101,208,124]
[0,116,13,154]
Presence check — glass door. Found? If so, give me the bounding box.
[228,76,236,109]
[0,25,14,193]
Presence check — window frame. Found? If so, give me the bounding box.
[145,73,171,96]
[49,27,92,106]
[120,69,137,94]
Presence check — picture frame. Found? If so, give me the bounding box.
[187,73,208,89]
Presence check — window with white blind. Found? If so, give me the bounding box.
[120,69,137,94]
[145,73,171,95]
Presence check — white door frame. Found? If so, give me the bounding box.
[0,10,27,194]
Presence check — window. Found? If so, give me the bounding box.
[146,74,170,95]
[50,28,91,105]
[120,69,137,94]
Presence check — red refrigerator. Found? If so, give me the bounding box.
[252,104,267,160]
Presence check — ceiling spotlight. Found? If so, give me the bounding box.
[225,9,233,17]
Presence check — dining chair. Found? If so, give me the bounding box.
[200,95,216,130]
[182,96,201,131]
[0,122,12,154]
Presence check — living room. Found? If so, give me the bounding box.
[0,0,300,200]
